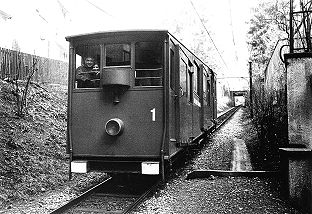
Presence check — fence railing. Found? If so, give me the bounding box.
[0,47,68,85]
[289,0,312,53]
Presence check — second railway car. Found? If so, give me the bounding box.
[66,30,217,179]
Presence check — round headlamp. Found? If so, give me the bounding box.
[105,118,124,136]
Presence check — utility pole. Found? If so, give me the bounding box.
[249,61,253,118]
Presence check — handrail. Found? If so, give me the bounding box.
[135,77,162,79]
[160,127,166,182]
[135,68,163,71]
[160,38,168,182]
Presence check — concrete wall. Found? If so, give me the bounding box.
[288,154,312,212]
[262,40,312,214]
[283,53,312,213]
[286,54,312,149]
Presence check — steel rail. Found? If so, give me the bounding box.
[122,180,160,214]
[49,176,159,214]
[215,106,241,131]
[49,177,112,214]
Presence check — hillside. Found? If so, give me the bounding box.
[0,80,105,210]
[0,80,68,205]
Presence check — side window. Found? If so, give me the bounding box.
[75,45,101,88]
[188,61,193,103]
[203,73,207,102]
[180,58,187,93]
[189,70,193,103]
[170,49,175,90]
[135,41,163,86]
[207,79,211,106]
[211,74,215,97]
[193,62,198,94]
[105,44,131,66]
[195,62,200,94]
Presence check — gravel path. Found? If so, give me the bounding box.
[132,108,303,214]
[2,108,303,214]
[132,177,300,214]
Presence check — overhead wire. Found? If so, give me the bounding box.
[84,0,114,17]
[228,0,238,61]
[57,0,70,19]
[188,0,229,72]
[36,9,49,24]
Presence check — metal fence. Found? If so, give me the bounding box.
[289,0,312,53]
[0,47,68,85]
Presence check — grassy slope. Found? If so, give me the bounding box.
[0,80,108,210]
[0,80,69,206]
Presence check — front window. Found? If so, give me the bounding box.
[135,41,163,86]
[75,45,101,88]
[105,44,131,66]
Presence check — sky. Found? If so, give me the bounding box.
[0,0,258,90]
[62,0,257,79]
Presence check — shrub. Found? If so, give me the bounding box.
[247,77,288,170]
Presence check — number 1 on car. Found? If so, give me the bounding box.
[150,108,156,121]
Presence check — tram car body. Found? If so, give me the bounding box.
[66,30,217,177]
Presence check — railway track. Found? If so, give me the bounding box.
[50,175,159,214]
[50,107,240,214]
[215,106,241,130]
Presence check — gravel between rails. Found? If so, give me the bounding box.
[131,108,303,214]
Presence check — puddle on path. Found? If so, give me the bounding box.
[231,137,253,171]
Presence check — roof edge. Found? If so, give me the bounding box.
[65,29,169,41]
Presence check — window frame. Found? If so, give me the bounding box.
[104,43,131,67]
[73,44,101,89]
[134,41,164,87]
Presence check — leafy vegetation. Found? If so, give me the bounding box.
[249,79,288,170]
[6,57,39,117]
[247,0,289,75]
[246,0,289,170]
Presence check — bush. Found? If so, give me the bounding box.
[247,79,288,170]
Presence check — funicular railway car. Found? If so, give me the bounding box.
[66,30,217,179]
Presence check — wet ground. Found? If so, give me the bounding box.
[132,108,303,214]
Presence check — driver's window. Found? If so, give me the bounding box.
[75,45,101,88]
[135,41,163,86]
